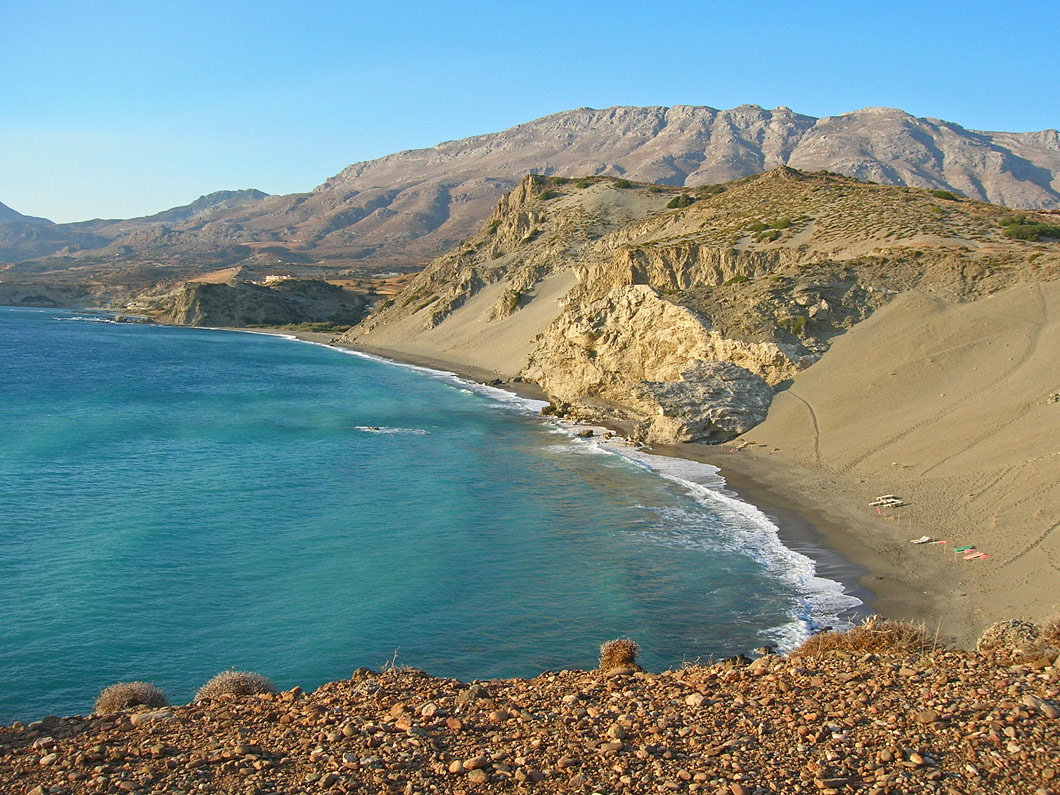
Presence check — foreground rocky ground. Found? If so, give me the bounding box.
[3,646,1059,795]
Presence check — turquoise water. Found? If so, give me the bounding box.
[0,307,858,722]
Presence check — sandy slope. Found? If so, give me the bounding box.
[350,271,577,380]
[711,280,1060,645]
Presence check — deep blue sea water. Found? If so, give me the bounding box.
[0,307,859,722]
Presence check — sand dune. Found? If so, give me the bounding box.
[716,280,1060,644]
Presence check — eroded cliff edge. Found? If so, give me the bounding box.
[340,169,1059,443]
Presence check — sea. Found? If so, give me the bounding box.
[0,306,861,723]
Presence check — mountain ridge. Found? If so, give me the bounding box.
[3,103,1059,301]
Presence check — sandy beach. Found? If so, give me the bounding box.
[254,278,1060,651]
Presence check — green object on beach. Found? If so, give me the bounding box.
[955,545,975,551]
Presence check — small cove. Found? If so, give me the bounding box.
[0,307,861,722]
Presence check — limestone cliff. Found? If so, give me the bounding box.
[342,170,1060,443]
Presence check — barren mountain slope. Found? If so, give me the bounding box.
[3,104,1059,295]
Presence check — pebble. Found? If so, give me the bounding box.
[4,651,1060,795]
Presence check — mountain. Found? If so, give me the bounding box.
[307,104,1060,261]
[0,201,50,224]
[3,104,1059,303]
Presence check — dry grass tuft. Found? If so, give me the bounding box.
[976,619,1042,655]
[977,617,1060,663]
[791,616,927,658]
[94,681,168,715]
[599,638,640,671]
[1041,615,1060,645]
[195,670,276,701]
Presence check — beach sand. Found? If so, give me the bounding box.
[252,278,1060,648]
[679,280,1060,647]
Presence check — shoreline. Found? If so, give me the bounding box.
[243,330,913,641]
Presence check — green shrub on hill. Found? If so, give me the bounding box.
[930,189,960,201]
[777,315,807,336]
[666,194,696,209]
[538,189,558,201]
[614,178,632,189]
[723,274,749,286]
[746,221,769,233]
[575,179,591,189]
[998,214,1060,241]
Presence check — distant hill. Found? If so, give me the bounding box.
[0,200,50,224]
[3,104,1059,293]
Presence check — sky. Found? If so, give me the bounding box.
[2,0,1057,223]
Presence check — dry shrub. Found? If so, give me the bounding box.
[195,670,276,701]
[791,616,927,658]
[976,619,1042,655]
[1042,615,1060,645]
[599,638,640,670]
[94,681,168,715]
[977,617,1060,662]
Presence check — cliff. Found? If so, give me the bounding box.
[145,278,369,328]
[341,170,1060,443]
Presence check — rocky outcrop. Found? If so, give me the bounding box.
[150,279,368,327]
[526,285,798,442]
[346,169,1060,444]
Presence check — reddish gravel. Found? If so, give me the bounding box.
[2,650,1058,795]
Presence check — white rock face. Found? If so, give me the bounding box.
[526,285,796,442]
[633,361,774,443]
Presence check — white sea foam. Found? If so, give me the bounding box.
[247,334,861,651]
[503,414,861,651]
[336,349,549,415]
[55,315,120,324]
[352,426,428,435]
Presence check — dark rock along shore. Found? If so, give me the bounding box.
[2,648,1058,795]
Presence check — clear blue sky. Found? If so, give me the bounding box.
[2,0,1056,223]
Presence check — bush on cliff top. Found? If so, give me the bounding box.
[977,617,1060,662]
[599,638,640,671]
[791,616,927,658]
[195,670,276,701]
[95,681,168,715]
